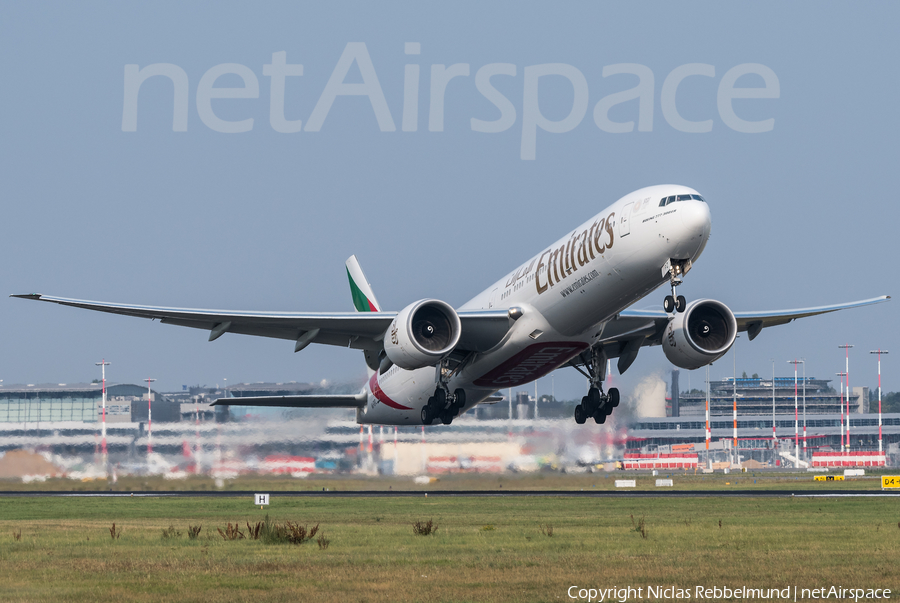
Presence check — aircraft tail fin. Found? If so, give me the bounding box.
[346,255,381,313]
[346,255,382,376]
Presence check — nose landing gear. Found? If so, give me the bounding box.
[664,294,686,314]
[662,258,691,314]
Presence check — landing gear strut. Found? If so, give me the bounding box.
[662,259,691,314]
[572,346,620,425]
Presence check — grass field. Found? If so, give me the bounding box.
[1,487,898,602]
[1,467,897,493]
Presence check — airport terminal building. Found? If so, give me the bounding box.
[676,376,866,417]
[0,383,179,424]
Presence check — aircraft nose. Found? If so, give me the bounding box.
[680,199,711,240]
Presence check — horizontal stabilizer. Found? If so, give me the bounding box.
[212,393,366,408]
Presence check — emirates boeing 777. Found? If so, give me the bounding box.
[13,185,889,426]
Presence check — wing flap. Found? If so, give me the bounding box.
[457,310,511,352]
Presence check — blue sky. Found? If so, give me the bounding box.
[1,2,896,400]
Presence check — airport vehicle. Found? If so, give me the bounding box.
[13,185,889,426]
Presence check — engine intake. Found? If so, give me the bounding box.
[383,299,461,370]
[662,299,737,370]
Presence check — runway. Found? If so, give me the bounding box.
[1,489,897,498]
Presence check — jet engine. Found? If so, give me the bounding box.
[662,299,737,370]
[383,299,461,370]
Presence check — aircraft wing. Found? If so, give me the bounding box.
[10,294,512,353]
[211,393,367,408]
[594,295,890,374]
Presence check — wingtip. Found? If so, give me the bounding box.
[10,293,42,300]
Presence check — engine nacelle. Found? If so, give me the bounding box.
[662,299,737,370]
[383,299,461,370]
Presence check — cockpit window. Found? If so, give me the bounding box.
[661,194,701,206]
[660,194,705,206]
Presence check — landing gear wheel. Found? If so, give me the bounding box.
[421,406,433,425]
[675,295,686,313]
[581,395,591,416]
[608,388,620,408]
[574,404,587,425]
[588,387,601,408]
[440,412,453,425]
[433,388,447,407]
[593,412,607,425]
[453,388,466,410]
[664,295,675,313]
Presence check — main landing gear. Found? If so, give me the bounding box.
[421,387,466,426]
[574,386,620,425]
[421,359,467,426]
[662,258,691,314]
[572,347,620,425]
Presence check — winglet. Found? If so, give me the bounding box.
[346,255,381,312]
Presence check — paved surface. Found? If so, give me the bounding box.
[0,490,897,498]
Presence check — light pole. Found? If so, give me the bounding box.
[96,360,110,464]
[839,345,853,451]
[836,372,847,453]
[870,350,888,454]
[732,338,739,465]
[793,360,808,457]
[788,360,801,466]
[771,360,776,460]
[705,364,710,469]
[144,378,156,454]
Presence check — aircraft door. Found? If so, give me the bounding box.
[619,203,633,237]
[488,288,499,309]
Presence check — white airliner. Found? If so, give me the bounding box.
[14,185,889,426]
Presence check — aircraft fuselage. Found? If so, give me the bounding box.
[359,184,711,424]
